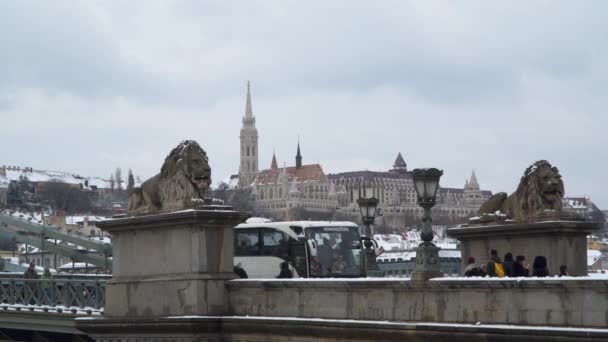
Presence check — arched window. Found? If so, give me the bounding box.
[247,146,250,157]
[252,146,255,156]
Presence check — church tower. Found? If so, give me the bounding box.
[238,81,259,189]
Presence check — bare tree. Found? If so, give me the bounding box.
[127,169,135,191]
[109,174,115,191]
[115,168,123,190]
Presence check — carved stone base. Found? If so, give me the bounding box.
[96,209,249,318]
[410,242,443,281]
[447,221,601,276]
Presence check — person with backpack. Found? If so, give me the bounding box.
[503,252,515,277]
[464,256,481,277]
[487,249,505,278]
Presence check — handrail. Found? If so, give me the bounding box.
[0,278,106,309]
[0,213,112,254]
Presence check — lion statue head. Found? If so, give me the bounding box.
[477,160,576,223]
[514,160,564,215]
[128,140,212,215]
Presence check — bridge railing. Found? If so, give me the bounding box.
[0,278,106,310]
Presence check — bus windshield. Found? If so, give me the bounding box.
[305,226,363,277]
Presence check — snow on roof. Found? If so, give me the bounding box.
[588,249,603,266]
[221,174,239,190]
[0,167,115,190]
[65,215,107,225]
[58,262,100,269]
[378,249,461,261]
[245,217,272,224]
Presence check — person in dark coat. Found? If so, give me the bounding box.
[486,249,504,277]
[23,262,39,279]
[532,256,549,277]
[513,255,529,277]
[463,256,481,277]
[503,253,515,277]
[276,261,294,279]
[479,264,488,277]
[233,263,248,279]
[559,265,569,277]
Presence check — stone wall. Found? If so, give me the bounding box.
[227,278,608,328]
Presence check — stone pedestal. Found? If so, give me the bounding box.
[447,221,600,276]
[77,209,249,341]
[410,242,443,281]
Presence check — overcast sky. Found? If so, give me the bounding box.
[1,1,606,208]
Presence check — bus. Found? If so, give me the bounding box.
[234,220,378,278]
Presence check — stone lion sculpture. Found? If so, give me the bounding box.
[128,140,212,215]
[478,160,578,222]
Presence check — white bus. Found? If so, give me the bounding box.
[234,220,378,278]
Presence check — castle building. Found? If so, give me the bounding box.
[229,82,492,227]
[238,81,259,189]
[251,144,343,220]
[328,158,493,226]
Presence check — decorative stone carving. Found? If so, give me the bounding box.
[128,140,212,215]
[478,160,580,223]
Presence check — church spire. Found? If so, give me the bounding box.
[295,139,302,169]
[468,169,479,190]
[271,151,278,170]
[245,80,253,119]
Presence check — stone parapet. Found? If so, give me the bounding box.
[226,278,608,328]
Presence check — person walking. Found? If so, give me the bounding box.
[487,249,505,278]
[513,255,529,277]
[23,262,39,305]
[40,267,53,305]
[233,263,248,279]
[559,265,569,277]
[276,261,294,279]
[532,256,549,277]
[503,253,515,277]
[464,256,481,277]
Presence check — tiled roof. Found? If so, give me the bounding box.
[439,187,492,196]
[328,170,411,182]
[254,164,327,184]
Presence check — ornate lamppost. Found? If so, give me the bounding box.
[357,197,378,238]
[410,168,444,281]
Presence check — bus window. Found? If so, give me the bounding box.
[236,230,260,256]
[289,225,303,236]
[261,229,288,257]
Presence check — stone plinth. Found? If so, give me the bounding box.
[410,242,443,281]
[96,209,249,318]
[447,221,600,276]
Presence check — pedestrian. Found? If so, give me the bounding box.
[513,255,529,277]
[559,265,569,277]
[486,249,505,278]
[532,256,549,277]
[503,253,515,277]
[23,262,38,279]
[40,267,53,305]
[276,261,294,279]
[233,263,248,279]
[464,256,481,277]
[23,262,39,305]
[479,264,488,277]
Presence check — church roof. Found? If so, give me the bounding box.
[328,170,411,182]
[393,153,407,168]
[254,164,327,184]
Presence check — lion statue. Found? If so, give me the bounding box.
[478,160,578,222]
[128,140,212,215]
